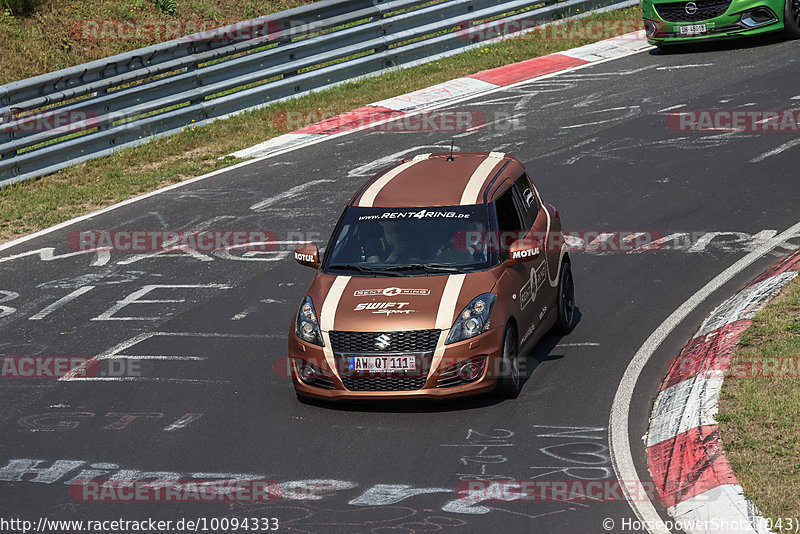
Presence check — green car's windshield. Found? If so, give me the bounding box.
[324,205,494,275]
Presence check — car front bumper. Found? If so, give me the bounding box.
[288,326,507,401]
[643,0,784,43]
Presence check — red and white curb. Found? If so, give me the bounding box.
[230,30,650,160]
[646,251,800,534]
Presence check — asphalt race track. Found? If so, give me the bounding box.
[1,36,800,533]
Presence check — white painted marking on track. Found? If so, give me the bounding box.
[750,138,800,163]
[60,331,276,381]
[609,221,800,534]
[92,284,231,321]
[29,286,95,320]
[657,104,686,113]
[249,179,335,211]
[0,247,111,267]
[557,342,600,347]
[655,64,712,70]
[231,307,255,320]
[163,413,203,431]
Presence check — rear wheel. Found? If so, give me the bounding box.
[495,324,520,399]
[783,0,800,38]
[554,260,576,334]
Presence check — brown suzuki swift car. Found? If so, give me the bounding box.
[288,151,574,401]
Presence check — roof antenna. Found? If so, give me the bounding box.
[446,139,455,161]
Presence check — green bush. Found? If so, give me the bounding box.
[3,0,37,15]
[152,0,177,15]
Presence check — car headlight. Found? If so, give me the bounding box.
[295,296,324,346]
[445,293,496,345]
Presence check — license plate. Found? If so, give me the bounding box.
[348,355,416,372]
[679,24,707,35]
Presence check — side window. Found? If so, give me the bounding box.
[494,188,525,259]
[512,175,538,227]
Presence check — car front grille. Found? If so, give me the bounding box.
[341,376,428,391]
[654,0,730,22]
[330,330,440,391]
[329,329,440,354]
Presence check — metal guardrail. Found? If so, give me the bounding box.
[0,0,623,187]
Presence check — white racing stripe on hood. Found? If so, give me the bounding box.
[434,274,467,330]
[320,275,351,380]
[430,273,467,376]
[357,153,431,207]
[320,275,351,332]
[459,152,505,205]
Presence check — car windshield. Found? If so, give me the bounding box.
[324,205,494,275]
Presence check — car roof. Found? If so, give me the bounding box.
[348,151,526,208]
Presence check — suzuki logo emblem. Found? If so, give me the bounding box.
[685,2,698,14]
[375,334,391,350]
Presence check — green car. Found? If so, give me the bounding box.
[643,0,800,47]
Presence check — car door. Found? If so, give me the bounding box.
[494,183,538,340]
[512,175,550,336]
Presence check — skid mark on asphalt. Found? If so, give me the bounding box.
[750,137,800,163]
[250,179,336,212]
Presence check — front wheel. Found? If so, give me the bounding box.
[495,324,520,399]
[783,0,800,38]
[554,261,576,334]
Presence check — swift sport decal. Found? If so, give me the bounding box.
[354,302,416,315]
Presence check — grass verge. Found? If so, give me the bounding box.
[0,0,313,84]
[718,274,800,530]
[0,5,642,244]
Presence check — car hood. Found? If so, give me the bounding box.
[308,271,498,332]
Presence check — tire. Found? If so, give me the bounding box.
[495,323,521,399]
[783,0,800,38]
[554,260,576,335]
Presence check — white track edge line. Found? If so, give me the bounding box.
[609,221,800,534]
